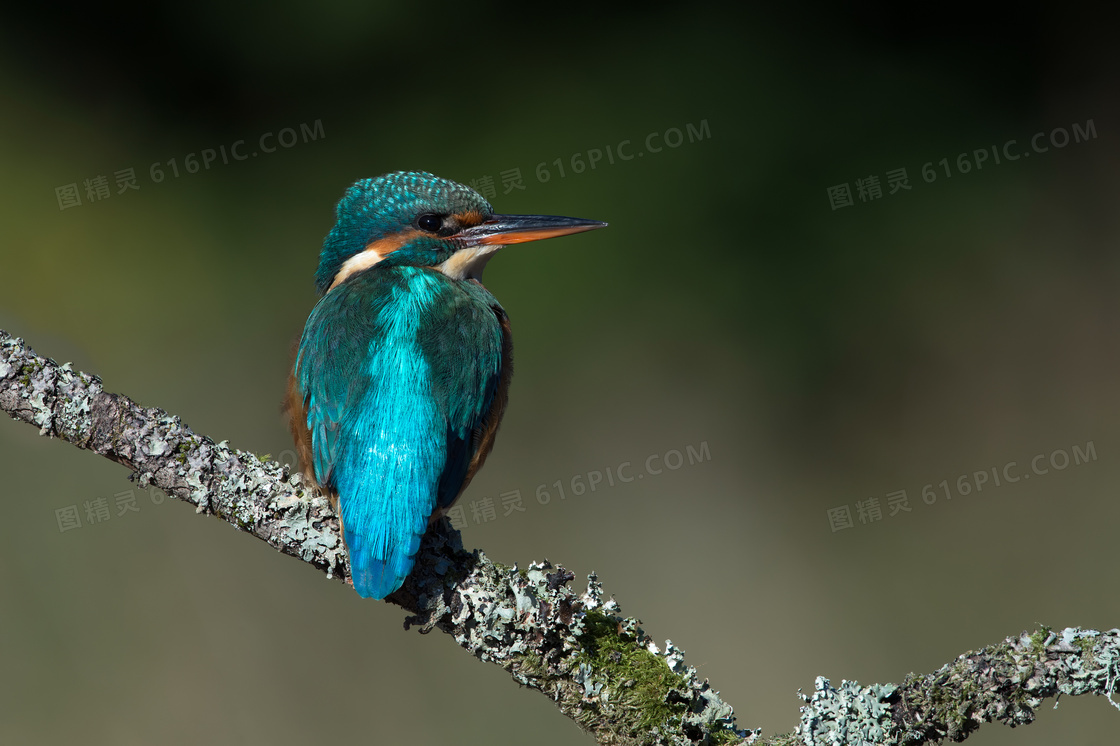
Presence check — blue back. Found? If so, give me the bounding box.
[295,265,504,598]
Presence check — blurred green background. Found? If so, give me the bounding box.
[2,5,1118,744]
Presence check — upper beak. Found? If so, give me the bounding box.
[457,214,608,247]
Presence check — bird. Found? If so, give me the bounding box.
[287,171,606,599]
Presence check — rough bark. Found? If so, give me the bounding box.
[2,329,1118,746]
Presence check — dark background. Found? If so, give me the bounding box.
[2,6,1118,744]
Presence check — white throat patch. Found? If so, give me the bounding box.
[330,249,385,289]
[437,245,503,281]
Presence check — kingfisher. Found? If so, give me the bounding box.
[287,171,606,599]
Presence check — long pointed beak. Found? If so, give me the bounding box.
[458,214,607,246]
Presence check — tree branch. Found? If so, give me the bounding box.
[3,329,1118,745]
[796,627,1120,745]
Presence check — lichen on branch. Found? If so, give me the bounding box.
[4,329,1119,746]
[0,329,748,746]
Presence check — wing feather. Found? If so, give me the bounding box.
[293,267,504,598]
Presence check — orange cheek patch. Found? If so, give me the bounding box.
[329,228,426,289]
[453,210,485,228]
[366,228,423,256]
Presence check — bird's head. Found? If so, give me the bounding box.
[315,171,606,294]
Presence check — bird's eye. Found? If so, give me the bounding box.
[417,214,443,233]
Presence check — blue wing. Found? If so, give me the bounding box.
[295,266,504,598]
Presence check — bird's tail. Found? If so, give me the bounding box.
[345,528,422,599]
